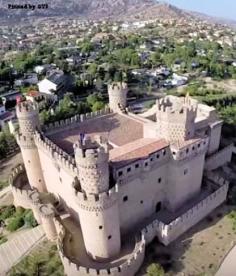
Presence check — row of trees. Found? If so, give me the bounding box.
[40,93,106,125]
[0,128,18,160]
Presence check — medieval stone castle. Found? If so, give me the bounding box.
[10,82,233,275]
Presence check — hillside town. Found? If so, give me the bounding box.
[1,1,236,276]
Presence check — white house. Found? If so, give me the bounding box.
[0,104,14,130]
[37,71,65,96]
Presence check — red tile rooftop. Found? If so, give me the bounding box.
[110,138,169,169]
[27,90,40,97]
[47,113,144,155]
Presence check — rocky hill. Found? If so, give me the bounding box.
[0,0,191,21]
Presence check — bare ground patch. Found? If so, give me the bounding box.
[138,204,236,276]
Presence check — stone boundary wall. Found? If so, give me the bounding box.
[34,131,78,175]
[54,218,145,276]
[74,184,119,212]
[142,181,229,246]
[42,107,112,136]
[205,144,233,171]
[9,164,33,209]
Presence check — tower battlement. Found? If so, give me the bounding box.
[156,95,198,141]
[108,82,128,112]
[16,133,36,149]
[157,95,197,121]
[108,82,128,93]
[16,100,38,117]
[74,136,110,194]
[74,184,119,211]
[74,136,109,167]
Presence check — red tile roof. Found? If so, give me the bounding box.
[110,138,169,169]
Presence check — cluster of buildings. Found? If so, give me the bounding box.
[9,81,232,275]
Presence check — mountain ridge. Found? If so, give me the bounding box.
[0,0,191,21]
[0,0,235,27]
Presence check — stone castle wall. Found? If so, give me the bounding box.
[9,165,33,209]
[34,131,78,176]
[205,144,233,171]
[55,218,145,276]
[142,180,228,246]
[43,107,112,136]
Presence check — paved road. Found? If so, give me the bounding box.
[216,244,236,276]
[0,225,45,275]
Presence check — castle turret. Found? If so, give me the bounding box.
[108,82,128,113]
[74,136,121,261]
[156,94,198,142]
[74,136,109,194]
[16,101,47,192]
[39,204,57,241]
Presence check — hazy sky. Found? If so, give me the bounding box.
[165,0,236,20]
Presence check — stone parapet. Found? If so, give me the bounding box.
[74,184,119,212]
[141,181,229,246]
[9,164,33,209]
[42,107,112,135]
[170,137,209,161]
[16,100,38,114]
[34,131,78,175]
[55,217,145,276]
[16,133,36,149]
[205,144,233,171]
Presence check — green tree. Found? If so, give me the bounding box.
[7,216,24,232]
[92,101,105,112]
[24,210,38,228]
[147,263,165,276]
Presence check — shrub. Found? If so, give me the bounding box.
[0,205,16,220]
[7,216,24,232]
[147,263,165,276]
[24,211,38,228]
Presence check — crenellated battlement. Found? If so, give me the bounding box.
[74,184,119,211]
[16,100,38,117]
[16,133,36,149]
[156,95,198,141]
[39,204,56,219]
[74,135,110,194]
[42,107,112,135]
[74,135,109,166]
[141,179,229,246]
[34,131,77,175]
[55,217,145,276]
[156,95,197,122]
[108,82,128,113]
[108,82,128,94]
[9,164,26,185]
[170,137,209,161]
